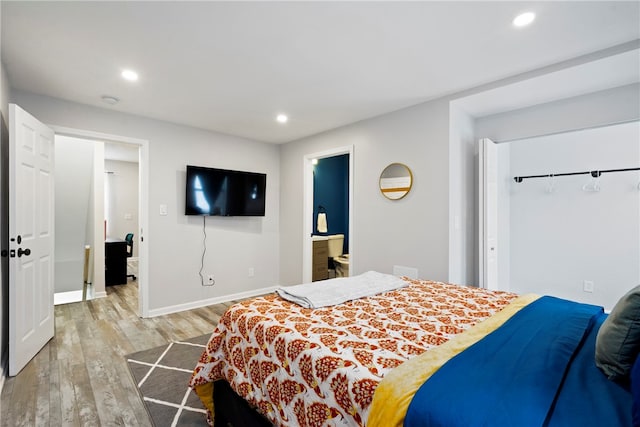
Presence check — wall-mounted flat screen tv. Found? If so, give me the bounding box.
[185,165,266,216]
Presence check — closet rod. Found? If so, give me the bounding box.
[513,167,640,183]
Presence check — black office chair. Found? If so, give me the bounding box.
[124,233,136,281]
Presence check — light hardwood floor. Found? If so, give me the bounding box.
[1,282,237,426]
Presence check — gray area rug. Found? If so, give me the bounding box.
[126,334,211,426]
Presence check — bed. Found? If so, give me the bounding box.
[189,272,637,427]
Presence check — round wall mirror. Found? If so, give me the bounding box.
[379,163,413,200]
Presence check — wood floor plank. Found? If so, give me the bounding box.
[85,356,128,426]
[58,358,80,426]
[95,318,137,357]
[1,283,254,425]
[7,351,39,426]
[191,306,222,326]
[47,361,63,427]
[86,298,105,321]
[55,307,85,366]
[69,362,100,426]
[0,377,15,426]
[34,347,52,426]
[111,355,153,427]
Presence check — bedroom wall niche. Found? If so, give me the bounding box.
[506,121,639,311]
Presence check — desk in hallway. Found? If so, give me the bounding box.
[105,238,127,286]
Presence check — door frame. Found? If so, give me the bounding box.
[302,145,354,283]
[50,126,150,317]
[478,137,499,291]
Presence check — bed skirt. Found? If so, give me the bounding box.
[212,380,273,427]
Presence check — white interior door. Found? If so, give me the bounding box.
[479,138,498,290]
[9,104,55,376]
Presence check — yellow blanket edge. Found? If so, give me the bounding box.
[367,293,541,427]
[193,382,215,425]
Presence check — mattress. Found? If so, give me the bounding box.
[189,278,517,426]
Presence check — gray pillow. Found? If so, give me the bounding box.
[595,285,640,381]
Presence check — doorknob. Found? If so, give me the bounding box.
[17,248,31,257]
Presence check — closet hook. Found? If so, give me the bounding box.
[545,174,556,194]
[583,174,601,192]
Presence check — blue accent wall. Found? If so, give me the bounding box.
[313,154,349,254]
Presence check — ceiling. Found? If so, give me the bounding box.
[2,1,639,144]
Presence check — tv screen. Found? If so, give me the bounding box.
[185,165,266,216]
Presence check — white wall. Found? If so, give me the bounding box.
[11,90,281,314]
[448,105,476,285]
[6,59,639,317]
[0,58,9,382]
[54,136,94,293]
[497,143,511,291]
[280,98,451,285]
[105,159,139,257]
[90,142,105,297]
[508,121,639,311]
[280,81,640,289]
[0,63,8,118]
[476,83,640,143]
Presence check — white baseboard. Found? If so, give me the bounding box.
[147,285,279,318]
[54,290,85,305]
[92,291,108,299]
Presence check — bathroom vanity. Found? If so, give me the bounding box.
[312,238,329,281]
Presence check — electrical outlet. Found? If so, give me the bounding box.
[207,275,215,286]
[248,267,255,278]
[393,265,418,279]
[583,280,594,293]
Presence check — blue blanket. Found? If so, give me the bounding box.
[404,296,632,427]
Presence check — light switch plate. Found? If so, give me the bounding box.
[159,204,168,216]
[583,280,594,293]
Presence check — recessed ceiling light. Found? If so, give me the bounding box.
[276,114,288,124]
[101,95,119,105]
[513,12,535,27]
[121,69,139,81]
[312,158,318,165]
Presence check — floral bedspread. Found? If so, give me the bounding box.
[189,279,517,427]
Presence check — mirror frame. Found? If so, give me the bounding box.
[379,163,413,200]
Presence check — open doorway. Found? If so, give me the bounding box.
[53,137,140,305]
[104,142,140,292]
[302,146,354,283]
[50,127,148,317]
